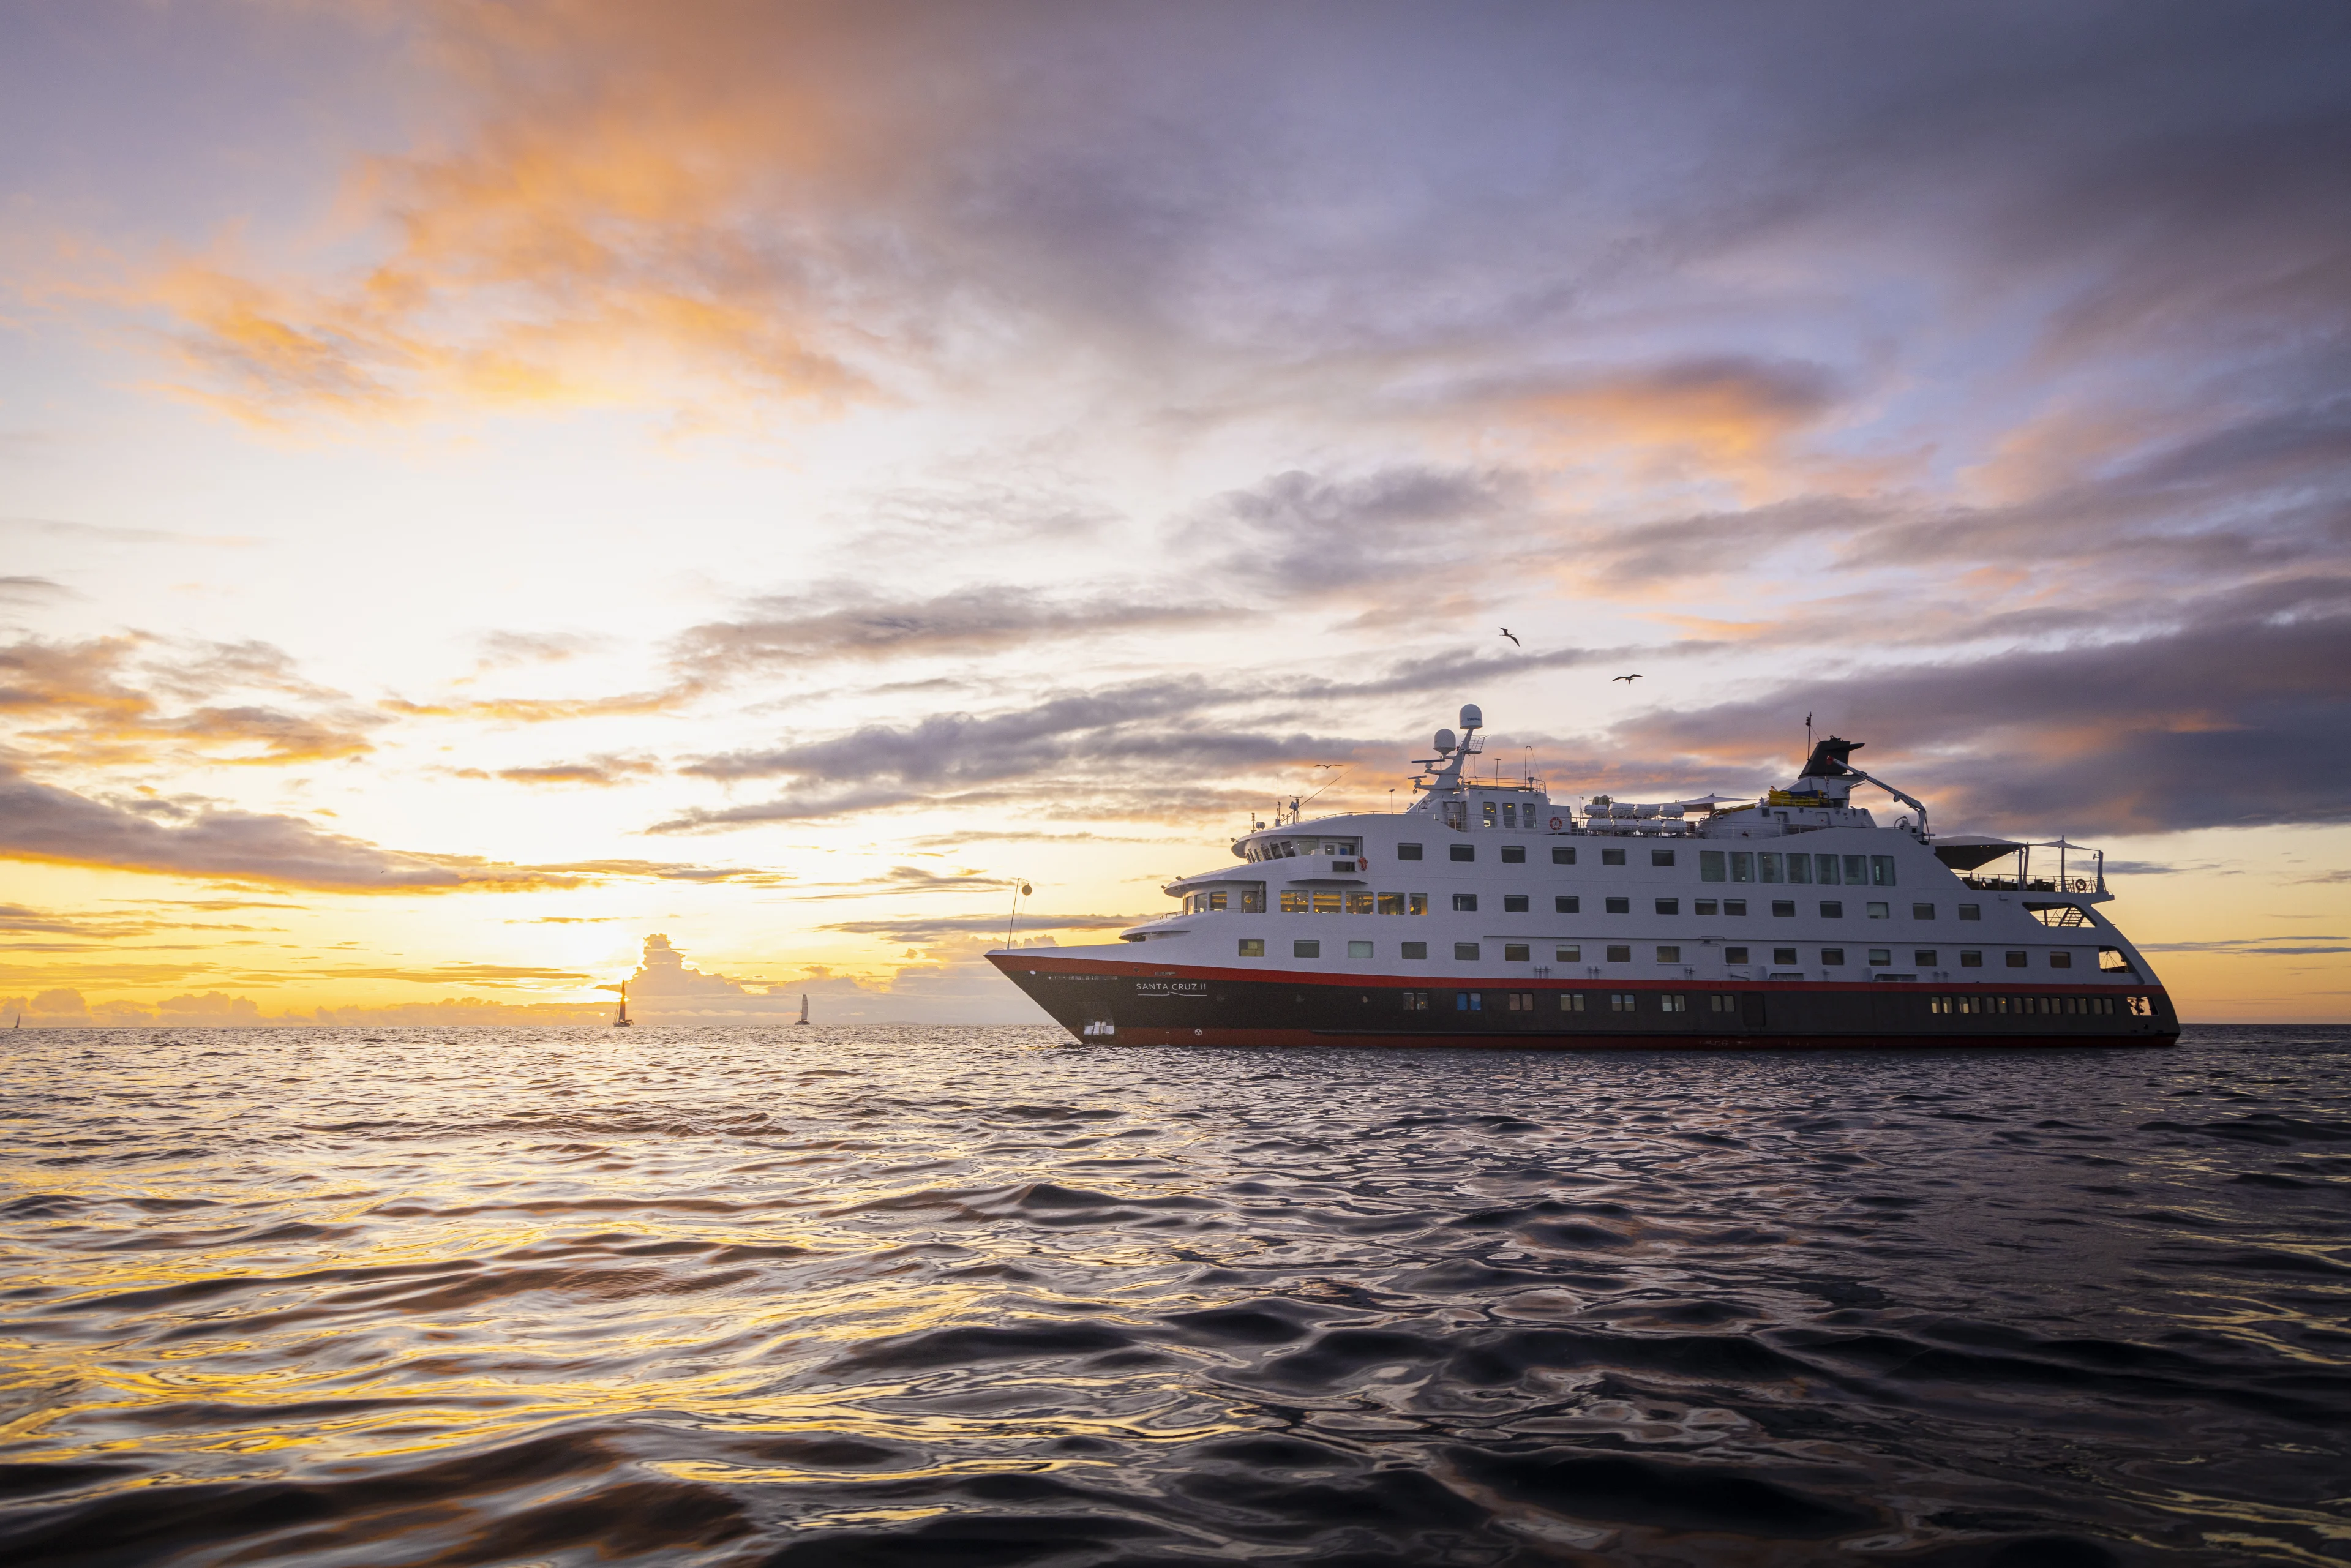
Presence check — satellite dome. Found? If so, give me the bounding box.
[1434,727,1457,754]
[1458,703,1483,730]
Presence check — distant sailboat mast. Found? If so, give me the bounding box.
[613,981,633,1028]
[796,992,809,1026]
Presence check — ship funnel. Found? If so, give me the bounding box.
[1458,703,1483,732]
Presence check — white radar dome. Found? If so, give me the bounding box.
[1458,703,1483,730]
[1434,727,1457,754]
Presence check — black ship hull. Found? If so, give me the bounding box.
[991,953,2180,1049]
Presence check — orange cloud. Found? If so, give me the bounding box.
[1497,356,1845,479]
[0,634,379,767]
[114,1,964,428]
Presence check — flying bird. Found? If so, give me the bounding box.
[1612,673,1642,683]
[1499,627,1520,646]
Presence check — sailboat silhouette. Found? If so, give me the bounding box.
[796,993,809,1026]
[612,982,633,1028]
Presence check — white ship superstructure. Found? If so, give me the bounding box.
[989,705,2178,1048]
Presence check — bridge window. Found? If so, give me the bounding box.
[1454,942,1480,960]
[1502,803,1517,827]
[1655,898,1679,915]
[1701,851,1725,881]
[1556,944,1581,962]
[1725,946,1749,963]
[1759,853,1782,883]
[1842,854,1867,884]
[1556,895,1580,913]
[1238,939,1264,956]
[1312,891,1342,913]
[1730,852,1752,882]
[1294,940,1320,958]
[1787,854,1812,884]
[1871,855,1897,886]
[1504,943,1531,962]
[1280,890,1307,912]
[1553,847,1577,865]
[1397,843,1423,860]
[1504,895,1529,912]
[1402,942,1428,959]
[1453,893,1479,912]
[1451,844,1475,862]
[1242,887,1265,912]
[1501,845,1526,863]
[1656,945,1681,962]
[1606,944,1632,962]
[1606,896,1630,914]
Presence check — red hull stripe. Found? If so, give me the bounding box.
[988,952,2163,1000]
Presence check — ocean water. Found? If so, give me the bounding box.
[0,1027,2345,1567]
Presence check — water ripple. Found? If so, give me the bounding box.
[0,1024,2344,1565]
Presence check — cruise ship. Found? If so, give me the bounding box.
[987,705,2179,1049]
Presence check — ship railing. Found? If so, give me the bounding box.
[1961,875,2098,894]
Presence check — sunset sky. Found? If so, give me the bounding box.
[2,1,2347,1024]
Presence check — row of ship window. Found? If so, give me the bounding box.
[1395,991,2143,1016]
[1184,888,1981,920]
[1240,843,1905,886]
[1238,938,2079,967]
